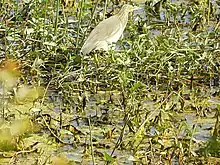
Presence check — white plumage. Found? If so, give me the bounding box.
[81,5,138,55]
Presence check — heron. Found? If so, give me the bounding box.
[81,4,139,55]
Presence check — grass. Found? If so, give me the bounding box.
[0,0,220,164]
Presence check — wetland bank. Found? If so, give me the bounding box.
[0,0,220,164]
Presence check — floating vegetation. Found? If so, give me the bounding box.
[0,0,219,164]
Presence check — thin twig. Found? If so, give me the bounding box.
[75,0,84,52]
[88,116,95,165]
[103,0,108,20]
[80,0,100,47]
[41,113,72,145]
[54,0,60,36]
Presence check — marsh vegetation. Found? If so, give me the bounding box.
[0,0,220,164]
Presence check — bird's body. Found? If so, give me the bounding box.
[81,4,138,55]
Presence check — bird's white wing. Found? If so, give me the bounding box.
[81,16,123,54]
[88,16,122,42]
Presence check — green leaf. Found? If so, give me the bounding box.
[103,151,114,162]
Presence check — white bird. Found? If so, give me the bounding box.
[81,4,139,55]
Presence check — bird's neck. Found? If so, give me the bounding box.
[117,10,129,26]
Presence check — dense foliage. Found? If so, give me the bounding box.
[0,0,219,164]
